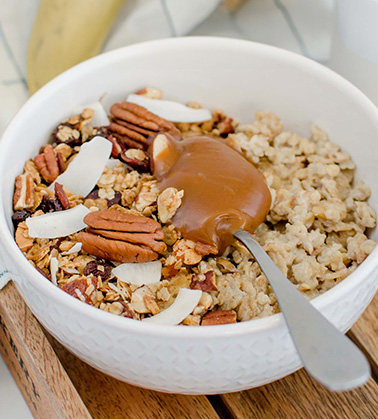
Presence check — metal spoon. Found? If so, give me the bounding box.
[234,229,370,391]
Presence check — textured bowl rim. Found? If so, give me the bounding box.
[1,36,378,339]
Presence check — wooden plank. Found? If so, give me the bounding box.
[0,281,91,419]
[0,281,219,419]
[348,291,378,373]
[221,293,378,419]
[221,372,378,419]
[46,334,220,419]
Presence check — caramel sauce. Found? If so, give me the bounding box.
[152,134,271,253]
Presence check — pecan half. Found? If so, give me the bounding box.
[13,174,35,210]
[34,145,60,183]
[108,102,175,151]
[54,182,70,209]
[56,151,66,173]
[78,210,166,263]
[201,310,237,326]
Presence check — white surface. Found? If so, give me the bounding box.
[335,0,378,63]
[329,0,378,107]
[1,37,378,395]
[0,357,31,418]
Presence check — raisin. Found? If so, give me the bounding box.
[107,191,122,207]
[12,210,33,228]
[39,195,63,213]
[84,260,111,281]
[86,188,99,200]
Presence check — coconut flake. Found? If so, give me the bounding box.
[71,101,110,126]
[61,242,82,255]
[107,282,123,294]
[108,282,129,300]
[62,267,80,275]
[50,136,112,197]
[26,204,90,239]
[126,94,212,123]
[50,257,59,285]
[142,288,202,325]
[113,261,162,286]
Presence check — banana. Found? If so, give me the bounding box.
[27,0,125,94]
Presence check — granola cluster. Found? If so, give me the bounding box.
[12,92,377,325]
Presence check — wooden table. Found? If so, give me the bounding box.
[0,281,377,419]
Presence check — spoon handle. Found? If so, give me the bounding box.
[234,229,370,391]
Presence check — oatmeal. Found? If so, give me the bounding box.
[12,91,377,325]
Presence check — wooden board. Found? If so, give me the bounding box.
[348,296,378,373]
[0,281,377,419]
[0,282,218,419]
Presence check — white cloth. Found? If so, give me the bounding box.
[0,0,333,136]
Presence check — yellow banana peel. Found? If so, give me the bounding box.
[27,0,125,94]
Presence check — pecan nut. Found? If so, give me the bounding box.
[13,173,35,210]
[201,310,237,326]
[78,210,166,263]
[108,102,175,151]
[190,271,218,292]
[34,145,60,183]
[54,182,70,209]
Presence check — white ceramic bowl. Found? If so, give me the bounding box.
[1,38,378,395]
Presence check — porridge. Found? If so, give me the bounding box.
[12,89,377,325]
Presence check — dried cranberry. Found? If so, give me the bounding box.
[107,191,121,207]
[39,195,63,213]
[84,260,111,281]
[12,210,33,228]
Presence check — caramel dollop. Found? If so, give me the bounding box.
[152,134,271,253]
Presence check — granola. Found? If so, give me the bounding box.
[12,92,377,325]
